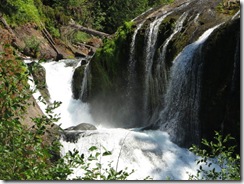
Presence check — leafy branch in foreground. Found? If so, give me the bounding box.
[0,46,138,180]
[188,131,240,180]
[64,145,134,180]
[0,46,71,180]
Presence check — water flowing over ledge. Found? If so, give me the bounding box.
[29,0,240,179]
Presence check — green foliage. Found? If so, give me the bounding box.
[1,0,42,26]
[216,0,240,15]
[91,21,134,95]
[188,131,240,180]
[71,31,91,44]
[0,46,72,180]
[64,146,134,180]
[24,36,41,57]
[148,0,174,7]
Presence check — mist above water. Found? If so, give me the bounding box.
[39,59,203,180]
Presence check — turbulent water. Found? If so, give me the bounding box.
[26,2,240,179]
[34,16,225,182]
[41,60,94,129]
[35,58,202,180]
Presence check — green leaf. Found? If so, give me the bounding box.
[89,146,97,151]
[102,151,112,156]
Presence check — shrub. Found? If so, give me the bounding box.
[64,146,134,180]
[0,46,136,180]
[188,131,240,180]
[0,46,68,180]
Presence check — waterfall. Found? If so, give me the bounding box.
[143,1,191,119]
[127,20,145,96]
[151,12,188,115]
[79,60,91,102]
[38,59,200,180]
[143,12,171,119]
[125,21,146,122]
[41,59,94,129]
[158,24,221,147]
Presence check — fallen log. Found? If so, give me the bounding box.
[68,22,110,38]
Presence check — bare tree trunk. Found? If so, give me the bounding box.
[68,22,110,38]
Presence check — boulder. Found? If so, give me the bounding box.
[71,65,86,99]
[62,123,97,143]
[65,122,97,131]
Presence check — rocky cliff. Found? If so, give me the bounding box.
[75,0,240,147]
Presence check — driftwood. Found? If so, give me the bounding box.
[68,22,110,38]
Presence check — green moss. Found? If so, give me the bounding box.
[90,21,134,98]
[72,65,85,99]
[216,0,240,15]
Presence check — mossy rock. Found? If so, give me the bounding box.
[28,62,50,103]
[72,64,86,100]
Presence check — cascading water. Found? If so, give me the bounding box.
[29,0,239,180]
[40,58,200,180]
[150,12,189,118]
[127,20,145,95]
[143,13,170,119]
[157,24,221,147]
[41,59,94,129]
[143,1,191,120]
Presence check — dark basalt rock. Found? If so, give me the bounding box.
[72,65,86,100]
[61,123,97,143]
[65,122,97,131]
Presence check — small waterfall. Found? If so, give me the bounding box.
[143,12,171,119]
[79,61,91,102]
[158,24,221,147]
[151,12,188,113]
[127,20,145,96]
[41,59,94,129]
[143,2,191,120]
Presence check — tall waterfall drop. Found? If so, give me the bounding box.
[35,0,239,180]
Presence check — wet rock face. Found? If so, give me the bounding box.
[199,18,240,147]
[87,0,240,147]
[72,64,86,100]
[65,123,97,131]
[71,59,91,102]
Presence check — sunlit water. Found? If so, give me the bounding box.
[25,23,225,180]
[38,59,203,180]
[41,60,94,129]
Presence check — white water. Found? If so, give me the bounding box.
[158,24,222,146]
[41,60,94,129]
[143,12,171,117]
[61,129,200,180]
[38,59,204,180]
